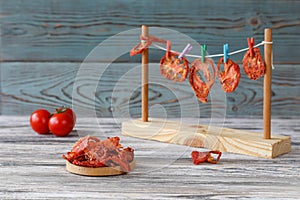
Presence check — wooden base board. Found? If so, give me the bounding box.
[122,118,291,158]
[66,159,136,176]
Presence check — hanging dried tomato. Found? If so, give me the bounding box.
[130,35,167,56]
[189,58,216,103]
[217,58,241,93]
[160,41,189,82]
[242,38,265,80]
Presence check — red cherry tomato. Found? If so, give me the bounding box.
[30,109,51,134]
[49,112,75,137]
[55,107,76,123]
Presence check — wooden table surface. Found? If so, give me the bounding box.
[0,116,299,199]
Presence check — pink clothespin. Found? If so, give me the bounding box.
[247,37,255,57]
[178,43,193,59]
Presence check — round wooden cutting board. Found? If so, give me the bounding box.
[66,159,136,176]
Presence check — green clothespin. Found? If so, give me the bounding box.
[201,44,207,63]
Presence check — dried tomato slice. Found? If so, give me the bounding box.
[189,58,216,103]
[242,48,265,80]
[191,151,210,164]
[71,135,100,153]
[191,150,222,164]
[217,58,241,93]
[130,35,167,57]
[159,41,189,82]
[130,40,151,57]
[160,52,189,82]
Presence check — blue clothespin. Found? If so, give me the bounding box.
[223,43,229,63]
[201,44,207,63]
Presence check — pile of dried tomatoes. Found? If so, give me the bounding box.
[63,136,134,172]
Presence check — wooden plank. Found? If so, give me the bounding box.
[0,0,299,63]
[1,62,299,118]
[0,116,299,199]
[122,118,291,158]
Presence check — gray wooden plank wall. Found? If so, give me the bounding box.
[0,0,299,118]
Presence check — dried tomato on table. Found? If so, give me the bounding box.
[189,58,216,103]
[63,136,134,172]
[191,150,222,164]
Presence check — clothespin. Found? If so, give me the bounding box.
[166,40,171,58]
[178,43,193,59]
[223,43,229,63]
[201,44,207,63]
[247,37,254,57]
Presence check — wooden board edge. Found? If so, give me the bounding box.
[66,159,136,176]
[272,137,291,158]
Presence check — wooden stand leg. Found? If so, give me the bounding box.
[264,29,272,139]
[141,25,149,122]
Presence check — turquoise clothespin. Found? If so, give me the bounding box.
[201,44,207,63]
[223,43,228,63]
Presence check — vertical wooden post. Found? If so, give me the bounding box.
[263,28,272,139]
[141,25,149,122]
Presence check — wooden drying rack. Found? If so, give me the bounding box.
[122,25,291,158]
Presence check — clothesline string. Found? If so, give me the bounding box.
[149,41,273,59]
